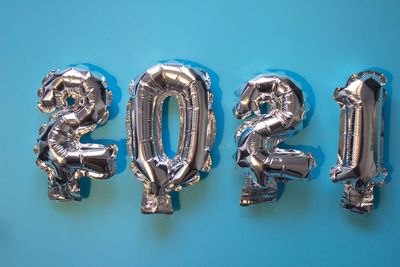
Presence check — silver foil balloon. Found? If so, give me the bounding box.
[330,71,387,214]
[34,67,118,201]
[234,74,315,206]
[126,63,216,214]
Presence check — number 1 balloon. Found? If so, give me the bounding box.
[330,71,387,214]
[34,68,118,201]
[126,63,216,214]
[234,74,316,206]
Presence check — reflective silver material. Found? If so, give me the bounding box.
[331,71,387,214]
[234,74,315,206]
[126,63,216,214]
[34,68,118,201]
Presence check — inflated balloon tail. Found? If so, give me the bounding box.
[141,183,173,214]
[240,174,278,206]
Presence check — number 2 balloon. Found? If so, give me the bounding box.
[126,63,216,214]
[34,68,118,201]
[330,71,387,214]
[234,74,316,206]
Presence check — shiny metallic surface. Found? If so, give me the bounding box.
[126,63,216,214]
[34,68,118,201]
[234,74,315,206]
[331,71,387,214]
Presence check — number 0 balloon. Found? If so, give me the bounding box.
[126,64,216,214]
[34,68,118,201]
[330,71,387,213]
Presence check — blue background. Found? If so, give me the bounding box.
[0,0,399,266]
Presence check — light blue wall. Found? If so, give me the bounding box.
[0,0,399,266]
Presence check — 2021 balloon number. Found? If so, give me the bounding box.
[34,65,388,215]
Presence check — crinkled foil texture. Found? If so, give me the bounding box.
[234,74,315,206]
[34,68,118,201]
[331,71,387,214]
[126,64,216,214]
